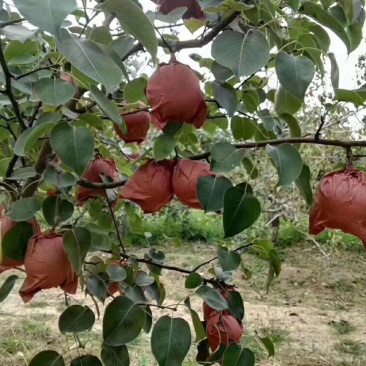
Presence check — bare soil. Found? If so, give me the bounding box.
[0,240,365,365]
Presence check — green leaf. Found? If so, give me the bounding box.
[101,0,157,61]
[295,163,313,207]
[0,158,11,177]
[14,0,77,37]
[1,222,34,261]
[185,273,203,289]
[213,81,237,117]
[59,305,95,333]
[186,305,206,343]
[14,123,55,157]
[223,345,255,366]
[253,239,273,260]
[70,355,102,366]
[86,274,108,303]
[8,167,37,180]
[8,198,41,222]
[42,196,74,227]
[299,2,351,52]
[89,26,113,46]
[63,227,91,275]
[124,77,148,103]
[256,334,275,357]
[226,290,244,322]
[217,246,241,271]
[86,223,111,251]
[106,264,127,282]
[242,157,258,179]
[153,134,177,160]
[58,30,123,93]
[136,270,154,286]
[211,60,234,82]
[242,89,260,113]
[50,122,94,176]
[274,86,302,115]
[196,285,228,310]
[223,187,261,238]
[1,221,35,261]
[151,316,191,366]
[89,85,125,132]
[44,165,76,188]
[279,114,302,139]
[110,35,135,59]
[266,143,303,186]
[275,51,315,100]
[269,249,281,277]
[101,344,130,366]
[103,296,146,346]
[34,79,75,107]
[29,350,65,366]
[266,262,276,292]
[2,25,37,42]
[328,53,339,90]
[125,285,146,304]
[212,30,270,77]
[349,12,365,52]
[334,88,366,106]
[210,142,246,173]
[197,175,232,213]
[0,275,18,303]
[231,116,256,140]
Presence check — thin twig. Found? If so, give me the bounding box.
[107,200,127,255]
[14,65,60,80]
[297,230,330,259]
[154,26,174,54]
[192,243,253,272]
[0,40,27,131]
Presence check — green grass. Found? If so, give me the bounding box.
[336,340,366,356]
[29,301,49,308]
[327,279,354,292]
[331,320,356,335]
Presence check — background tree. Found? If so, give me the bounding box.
[0,0,365,365]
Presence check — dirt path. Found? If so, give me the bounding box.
[0,241,365,365]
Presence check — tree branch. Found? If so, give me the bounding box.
[121,11,239,61]
[189,137,366,160]
[0,18,24,28]
[73,136,366,190]
[0,40,27,131]
[170,11,239,52]
[77,177,127,189]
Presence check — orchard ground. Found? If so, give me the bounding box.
[0,234,366,366]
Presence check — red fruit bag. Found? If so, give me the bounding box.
[77,157,120,206]
[120,159,175,213]
[310,167,366,247]
[207,313,244,352]
[19,231,78,302]
[173,159,214,209]
[114,107,150,144]
[153,0,204,19]
[146,57,207,130]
